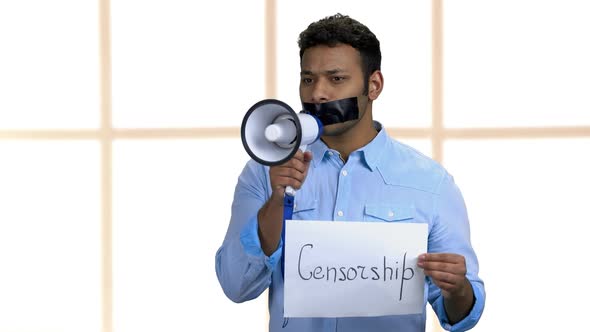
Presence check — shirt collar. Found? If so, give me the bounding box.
[357,121,386,172]
[308,121,387,171]
[309,136,330,168]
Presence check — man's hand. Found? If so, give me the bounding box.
[258,149,313,256]
[418,253,474,324]
[268,149,313,198]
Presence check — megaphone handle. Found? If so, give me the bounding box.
[280,144,308,280]
[285,186,296,196]
[284,144,307,196]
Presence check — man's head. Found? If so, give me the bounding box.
[298,13,381,95]
[297,14,383,138]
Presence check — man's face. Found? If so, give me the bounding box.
[299,44,370,136]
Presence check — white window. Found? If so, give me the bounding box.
[1,1,588,331]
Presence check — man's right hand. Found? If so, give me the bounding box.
[257,149,313,256]
[269,149,313,198]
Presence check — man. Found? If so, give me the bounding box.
[215,13,485,331]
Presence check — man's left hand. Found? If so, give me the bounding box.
[417,253,470,299]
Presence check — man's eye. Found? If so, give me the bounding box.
[301,78,313,84]
[332,76,345,82]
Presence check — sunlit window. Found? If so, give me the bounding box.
[445,0,590,127]
[111,0,265,128]
[112,139,258,332]
[0,141,101,332]
[0,0,99,129]
[0,1,588,332]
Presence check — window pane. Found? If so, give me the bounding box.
[444,139,590,331]
[113,139,266,332]
[111,1,266,128]
[0,1,99,129]
[445,1,590,127]
[0,141,101,332]
[276,0,431,127]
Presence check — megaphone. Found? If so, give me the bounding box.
[241,99,323,168]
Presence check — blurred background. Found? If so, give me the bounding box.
[1,0,589,331]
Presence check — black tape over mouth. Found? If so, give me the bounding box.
[301,97,359,126]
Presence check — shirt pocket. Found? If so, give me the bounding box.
[291,199,319,220]
[363,204,415,222]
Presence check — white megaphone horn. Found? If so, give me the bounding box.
[241,99,323,195]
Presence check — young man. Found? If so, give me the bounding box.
[215,13,485,331]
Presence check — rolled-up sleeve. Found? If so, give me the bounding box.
[428,172,486,331]
[215,160,282,303]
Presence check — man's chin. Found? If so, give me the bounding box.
[321,121,358,136]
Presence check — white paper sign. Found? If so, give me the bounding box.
[284,220,428,318]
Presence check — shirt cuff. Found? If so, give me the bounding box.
[239,215,283,269]
[434,280,486,332]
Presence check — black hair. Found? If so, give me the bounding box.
[298,13,381,95]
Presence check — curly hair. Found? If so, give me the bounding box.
[298,13,382,95]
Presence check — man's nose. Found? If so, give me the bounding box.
[310,80,329,103]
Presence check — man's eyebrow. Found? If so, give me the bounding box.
[325,68,345,75]
[300,68,346,76]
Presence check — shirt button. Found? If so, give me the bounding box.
[342,170,348,176]
[388,211,394,218]
[337,211,344,217]
[328,151,334,156]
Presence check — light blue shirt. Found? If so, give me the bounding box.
[215,123,485,331]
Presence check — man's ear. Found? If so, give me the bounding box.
[368,70,384,101]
